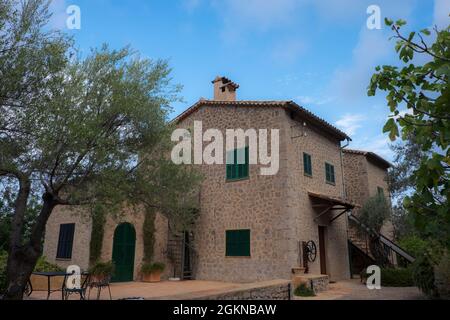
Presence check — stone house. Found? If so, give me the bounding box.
[43,76,395,283]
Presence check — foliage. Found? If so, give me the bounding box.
[33,256,63,272]
[388,136,427,239]
[0,251,7,294]
[399,235,429,258]
[143,208,156,264]
[0,0,201,299]
[294,283,316,297]
[368,18,450,251]
[411,253,438,297]
[380,268,414,287]
[358,194,391,234]
[360,267,414,287]
[141,262,165,274]
[89,261,115,277]
[89,205,106,265]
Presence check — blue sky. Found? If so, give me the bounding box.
[49,0,450,160]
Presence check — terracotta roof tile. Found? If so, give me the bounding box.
[173,100,350,141]
[343,149,392,169]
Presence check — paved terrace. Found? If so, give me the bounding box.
[27,279,426,300]
[27,279,289,300]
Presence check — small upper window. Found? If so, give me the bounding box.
[226,147,249,181]
[303,153,312,176]
[325,163,335,185]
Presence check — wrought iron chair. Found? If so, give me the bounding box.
[63,273,90,300]
[87,275,112,300]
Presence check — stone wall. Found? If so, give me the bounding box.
[43,206,171,280]
[198,281,291,300]
[178,104,351,282]
[43,206,92,271]
[283,110,350,281]
[178,105,291,282]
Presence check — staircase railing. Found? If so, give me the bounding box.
[348,213,415,264]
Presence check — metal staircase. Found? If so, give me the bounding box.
[348,213,415,268]
[167,231,194,280]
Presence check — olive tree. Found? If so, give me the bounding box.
[0,0,200,300]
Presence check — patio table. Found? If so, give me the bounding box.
[31,271,89,300]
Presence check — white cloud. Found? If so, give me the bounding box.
[297,95,334,106]
[433,0,450,29]
[328,27,392,103]
[48,0,68,30]
[335,114,366,136]
[350,134,393,161]
[272,38,307,64]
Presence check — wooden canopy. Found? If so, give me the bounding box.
[308,192,359,224]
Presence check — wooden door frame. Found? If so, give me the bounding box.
[318,226,327,275]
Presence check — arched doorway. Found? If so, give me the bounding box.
[111,223,136,282]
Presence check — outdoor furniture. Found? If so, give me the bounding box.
[62,273,90,300]
[31,271,70,300]
[88,275,112,300]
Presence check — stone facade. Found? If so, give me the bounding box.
[42,77,378,285]
[43,207,172,281]
[177,101,350,282]
[343,149,394,241]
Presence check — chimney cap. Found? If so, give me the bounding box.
[211,76,240,90]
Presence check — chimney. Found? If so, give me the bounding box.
[212,76,239,101]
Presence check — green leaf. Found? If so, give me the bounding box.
[383,118,399,141]
[385,18,393,26]
[420,28,431,36]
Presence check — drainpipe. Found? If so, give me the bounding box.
[340,137,352,278]
[339,137,351,200]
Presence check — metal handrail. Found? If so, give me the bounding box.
[348,213,415,263]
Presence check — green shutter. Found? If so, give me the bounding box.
[303,153,312,176]
[226,147,249,181]
[325,163,335,184]
[226,230,250,256]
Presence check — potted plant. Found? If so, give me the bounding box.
[89,261,115,283]
[141,262,165,283]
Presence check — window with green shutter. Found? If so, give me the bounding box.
[325,162,335,185]
[226,230,250,257]
[226,147,249,181]
[303,153,312,176]
[377,187,384,196]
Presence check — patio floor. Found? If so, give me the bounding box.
[294,279,427,300]
[27,279,251,300]
[26,278,427,300]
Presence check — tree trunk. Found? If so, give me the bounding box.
[3,193,57,300]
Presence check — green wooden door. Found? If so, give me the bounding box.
[111,223,136,282]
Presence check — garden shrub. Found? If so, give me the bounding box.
[360,267,414,287]
[380,268,414,287]
[141,262,165,275]
[34,256,63,272]
[89,261,115,276]
[411,254,438,297]
[398,235,428,258]
[294,283,316,297]
[0,251,7,294]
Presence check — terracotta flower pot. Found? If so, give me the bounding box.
[142,271,162,283]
